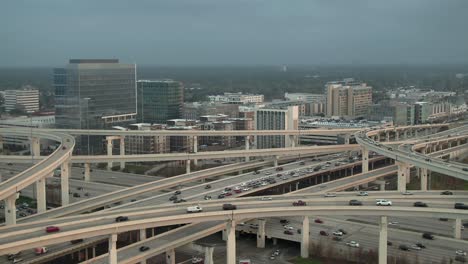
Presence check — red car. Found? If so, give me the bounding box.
[293,200,306,206]
[224,192,232,196]
[45,226,60,233]
[315,219,323,224]
[319,231,329,236]
[234,189,242,194]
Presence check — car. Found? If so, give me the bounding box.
[414,201,428,207]
[224,192,232,196]
[324,193,337,197]
[191,257,204,264]
[139,246,150,252]
[169,195,177,201]
[280,219,289,224]
[275,167,283,171]
[293,200,306,206]
[399,244,410,251]
[222,204,237,210]
[234,189,242,193]
[455,203,468,209]
[338,228,347,235]
[387,241,393,246]
[73,193,81,198]
[440,218,449,221]
[204,185,211,189]
[402,191,413,195]
[284,230,293,235]
[71,239,84,244]
[422,233,434,240]
[333,236,343,241]
[186,206,203,213]
[349,200,363,206]
[269,256,275,260]
[457,250,467,256]
[283,225,294,230]
[204,195,212,200]
[297,229,302,234]
[224,187,232,191]
[410,244,422,250]
[45,226,60,233]
[273,249,280,256]
[441,191,453,195]
[261,197,272,201]
[115,216,129,222]
[463,168,468,172]
[358,191,368,196]
[415,242,426,249]
[346,241,360,248]
[174,198,186,203]
[12,258,23,263]
[7,163,13,166]
[34,247,48,255]
[174,190,181,195]
[84,192,90,197]
[217,194,225,199]
[376,199,392,206]
[7,252,21,261]
[319,231,329,236]
[332,231,344,236]
[315,218,323,224]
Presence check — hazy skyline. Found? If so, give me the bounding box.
[2,0,468,67]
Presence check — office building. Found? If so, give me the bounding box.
[137,80,184,124]
[284,93,326,115]
[326,79,372,119]
[4,88,39,113]
[255,106,299,149]
[123,123,170,154]
[208,92,264,104]
[369,101,415,126]
[54,59,137,154]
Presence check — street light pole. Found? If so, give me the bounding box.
[84,98,91,155]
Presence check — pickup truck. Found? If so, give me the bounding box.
[186,206,203,213]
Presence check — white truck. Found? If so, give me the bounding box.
[186,205,203,213]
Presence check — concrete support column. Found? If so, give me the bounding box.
[245,136,250,162]
[0,135,3,151]
[60,162,70,206]
[4,194,17,225]
[290,135,296,148]
[108,234,118,264]
[36,178,46,213]
[272,238,277,245]
[454,218,462,239]
[84,163,91,182]
[166,249,175,264]
[404,130,408,139]
[376,134,381,142]
[396,161,409,192]
[186,159,191,174]
[106,137,113,170]
[274,156,279,167]
[362,147,369,173]
[385,132,390,142]
[420,168,428,191]
[301,216,310,258]
[31,137,40,157]
[395,131,399,141]
[193,136,198,166]
[379,216,388,264]
[375,180,386,191]
[257,219,266,248]
[296,182,300,190]
[344,135,350,145]
[204,246,214,264]
[139,229,147,240]
[92,246,96,258]
[119,137,125,169]
[226,220,236,264]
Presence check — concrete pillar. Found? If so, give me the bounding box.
[396,161,409,192]
[186,159,191,174]
[301,216,310,258]
[4,194,17,225]
[92,246,96,258]
[84,163,91,182]
[362,147,369,173]
[376,134,381,142]
[31,137,40,157]
[226,220,236,264]
[379,216,388,264]
[404,130,408,139]
[222,229,227,241]
[257,219,266,248]
[245,136,250,162]
[272,238,277,245]
[420,168,428,191]
[344,135,350,145]
[296,182,300,190]
[385,132,390,142]
[108,234,118,264]
[193,136,198,166]
[106,137,113,170]
[274,156,279,167]
[0,135,3,151]
[36,178,46,213]
[166,249,175,264]
[454,218,462,239]
[204,246,214,264]
[60,162,70,206]
[375,180,386,191]
[289,135,296,148]
[395,131,399,141]
[120,137,125,169]
[140,229,147,240]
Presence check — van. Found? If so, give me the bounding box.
[186,206,203,213]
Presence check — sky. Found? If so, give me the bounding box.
[1,0,468,67]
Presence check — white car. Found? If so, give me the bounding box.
[192,257,203,263]
[410,244,422,251]
[332,231,344,236]
[283,225,294,230]
[376,199,392,206]
[402,191,413,195]
[358,191,368,196]
[261,197,272,201]
[242,187,250,191]
[389,221,399,225]
[274,249,280,256]
[346,241,360,248]
[456,250,467,256]
[261,182,268,186]
[265,172,272,175]
[324,193,337,197]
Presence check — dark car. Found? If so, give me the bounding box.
[71,239,84,244]
[414,202,428,207]
[319,231,329,236]
[276,167,283,171]
[455,203,468,209]
[349,200,363,206]
[387,241,393,246]
[399,245,410,251]
[280,219,289,224]
[299,162,305,165]
[139,246,150,252]
[169,195,177,201]
[174,190,181,195]
[45,226,60,233]
[463,168,468,172]
[293,200,306,206]
[115,216,129,222]
[284,230,293,235]
[415,242,426,249]
[441,191,453,195]
[218,194,225,199]
[205,185,211,189]
[422,233,434,240]
[439,218,449,221]
[315,219,324,224]
[73,193,81,198]
[297,229,301,234]
[222,204,237,210]
[174,199,186,203]
[333,236,342,241]
[7,163,13,166]
[77,187,83,191]
[224,187,232,191]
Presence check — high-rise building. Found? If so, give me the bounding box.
[326,79,372,119]
[208,92,264,104]
[4,88,39,113]
[284,93,326,115]
[54,59,137,154]
[137,80,184,124]
[255,106,299,149]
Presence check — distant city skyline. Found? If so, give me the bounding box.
[2,0,468,67]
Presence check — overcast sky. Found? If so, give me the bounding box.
[1,0,468,67]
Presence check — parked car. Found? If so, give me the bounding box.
[414,201,428,207]
[222,204,237,210]
[349,200,362,206]
[293,200,306,206]
[45,226,60,233]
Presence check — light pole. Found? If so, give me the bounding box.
[83,98,91,155]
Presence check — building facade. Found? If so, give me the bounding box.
[208,92,264,104]
[137,80,184,124]
[4,89,39,113]
[123,123,169,154]
[326,80,372,119]
[255,106,299,149]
